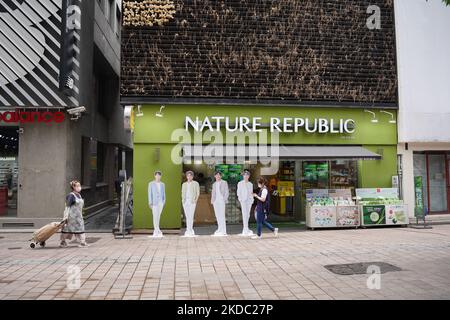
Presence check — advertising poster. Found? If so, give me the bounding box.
[414,176,425,218]
[362,205,386,225]
[303,163,317,183]
[336,206,360,226]
[328,189,352,199]
[386,205,408,225]
[227,164,243,183]
[277,181,295,196]
[215,164,229,181]
[317,162,329,187]
[305,189,329,200]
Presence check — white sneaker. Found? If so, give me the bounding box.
[216,233,228,237]
[78,242,89,248]
[151,232,163,238]
[240,229,253,236]
[251,235,262,240]
[183,232,197,237]
[274,228,279,237]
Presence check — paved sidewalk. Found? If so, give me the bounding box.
[1,225,450,300]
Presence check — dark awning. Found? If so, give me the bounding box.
[277,146,381,160]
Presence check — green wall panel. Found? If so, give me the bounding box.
[358,145,398,188]
[132,105,398,229]
[133,144,182,229]
[134,105,397,146]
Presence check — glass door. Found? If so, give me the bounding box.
[0,127,19,217]
[447,156,450,213]
[428,154,448,213]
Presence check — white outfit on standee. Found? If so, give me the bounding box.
[211,180,229,236]
[237,180,254,236]
[148,180,165,238]
[182,180,199,237]
[152,202,163,237]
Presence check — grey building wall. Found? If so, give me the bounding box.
[0,0,132,228]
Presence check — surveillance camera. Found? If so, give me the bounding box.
[67,106,86,115]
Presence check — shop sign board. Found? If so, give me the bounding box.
[414,176,425,218]
[356,188,399,200]
[308,206,337,228]
[385,204,408,225]
[336,206,360,226]
[185,116,356,134]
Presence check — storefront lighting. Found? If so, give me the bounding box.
[364,110,378,123]
[155,105,165,118]
[136,105,144,117]
[380,110,396,124]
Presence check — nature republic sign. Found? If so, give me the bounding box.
[184,116,356,134]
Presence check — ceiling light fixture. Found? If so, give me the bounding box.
[380,110,397,124]
[156,105,165,118]
[135,105,144,117]
[364,110,378,123]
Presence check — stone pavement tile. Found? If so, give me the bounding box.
[36,295,56,300]
[3,226,450,300]
[313,294,333,300]
[295,293,314,300]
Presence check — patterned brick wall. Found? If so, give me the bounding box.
[121,0,397,105]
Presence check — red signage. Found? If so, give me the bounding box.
[0,110,65,124]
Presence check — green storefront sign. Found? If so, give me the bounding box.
[132,105,398,230]
[414,176,425,218]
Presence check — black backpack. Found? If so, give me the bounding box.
[262,187,271,215]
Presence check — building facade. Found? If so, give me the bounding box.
[395,0,450,218]
[0,0,133,228]
[120,0,400,230]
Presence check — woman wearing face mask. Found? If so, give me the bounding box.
[252,177,278,239]
[60,180,88,248]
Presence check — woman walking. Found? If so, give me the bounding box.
[252,177,278,239]
[60,180,88,248]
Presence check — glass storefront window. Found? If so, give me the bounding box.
[414,152,449,213]
[182,158,360,225]
[330,160,358,190]
[428,154,447,212]
[0,127,19,217]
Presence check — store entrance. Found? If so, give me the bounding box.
[0,127,19,217]
[268,160,358,221]
[182,159,359,225]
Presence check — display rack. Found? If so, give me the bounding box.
[356,188,409,227]
[306,189,360,229]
